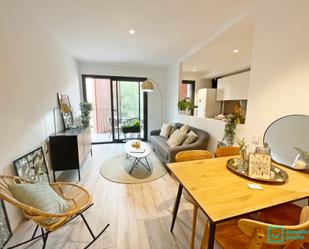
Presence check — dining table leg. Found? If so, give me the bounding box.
[200,220,216,249]
[170,184,183,233]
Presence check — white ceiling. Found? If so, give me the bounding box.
[19,0,256,65]
[182,16,255,78]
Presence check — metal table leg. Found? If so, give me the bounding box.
[207,221,216,249]
[200,220,216,249]
[129,158,138,174]
[170,184,183,233]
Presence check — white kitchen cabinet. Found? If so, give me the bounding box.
[216,71,250,101]
[196,88,221,118]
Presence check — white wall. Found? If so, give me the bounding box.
[0,1,80,230]
[244,0,309,148]
[166,0,309,153]
[79,62,166,138]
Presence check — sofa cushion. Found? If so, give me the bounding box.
[159,123,172,138]
[168,123,177,138]
[180,124,189,134]
[150,136,169,159]
[167,129,187,148]
[183,130,199,145]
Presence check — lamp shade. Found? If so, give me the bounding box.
[141,79,154,92]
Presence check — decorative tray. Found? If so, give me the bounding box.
[226,158,288,183]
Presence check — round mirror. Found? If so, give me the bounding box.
[264,114,309,169]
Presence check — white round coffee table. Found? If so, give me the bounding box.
[124,140,151,174]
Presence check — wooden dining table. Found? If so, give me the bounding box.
[167,156,309,249]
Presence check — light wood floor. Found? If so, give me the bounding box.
[7,143,214,249]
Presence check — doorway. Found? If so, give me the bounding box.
[82,75,148,144]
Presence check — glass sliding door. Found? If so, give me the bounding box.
[82,75,147,144]
[113,80,145,141]
[83,77,113,143]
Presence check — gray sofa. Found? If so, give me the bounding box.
[150,123,209,164]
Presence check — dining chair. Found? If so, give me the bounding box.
[214,146,240,158]
[172,150,212,249]
[0,175,109,249]
[201,203,309,249]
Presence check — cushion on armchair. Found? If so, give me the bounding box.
[9,182,69,214]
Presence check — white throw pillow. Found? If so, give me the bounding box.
[167,129,187,148]
[180,124,189,134]
[168,124,177,138]
[182,131,198,145]
[160,123,172,138]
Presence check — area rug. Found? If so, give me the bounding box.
[100,152,167,184]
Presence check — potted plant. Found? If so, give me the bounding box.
[121,119,141,134]
[236,137,249,168]
[177,97,196,115]
[80,102,93,129]
[187,100,198,115]
[177,98,188,114]
[220,114,237,146]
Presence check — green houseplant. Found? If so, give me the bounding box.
[220,114,237,146]
[121,119,141,134]
[177,98,188,111]
[80,102,93,128]
[177,97,196,115]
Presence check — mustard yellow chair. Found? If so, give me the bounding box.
[214,146,240,158]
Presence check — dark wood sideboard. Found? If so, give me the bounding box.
[49,127,92,181]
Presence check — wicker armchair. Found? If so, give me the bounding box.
[0,175,109,249]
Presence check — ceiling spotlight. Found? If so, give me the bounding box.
[129,29,135,34]
[233,49,239,53]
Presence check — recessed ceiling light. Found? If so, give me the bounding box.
[192,69,197,72]
[233,49,239,53]
[129,29,135,34]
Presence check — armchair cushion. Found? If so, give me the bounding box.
[9,182,69,214]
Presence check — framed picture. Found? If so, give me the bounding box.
[13,147,50,182]
[57,92,74,129]
[249,153,271,180]
[0,200,12,249]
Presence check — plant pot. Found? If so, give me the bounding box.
[122,126,141,134]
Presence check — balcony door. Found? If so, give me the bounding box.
[82,75,148,144]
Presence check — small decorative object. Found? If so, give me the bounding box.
[227,158,288,183]
[80,101,93,128]
[255,143,271,155]
[132,140,141,149]
[291,147,309,169]
[0,200,11,248]
[237,137,249,169]
[234,101,245,124]
[221,114,237,146]
[248,153,271,180]
[57,93,74,129]
[13,147,50,182]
